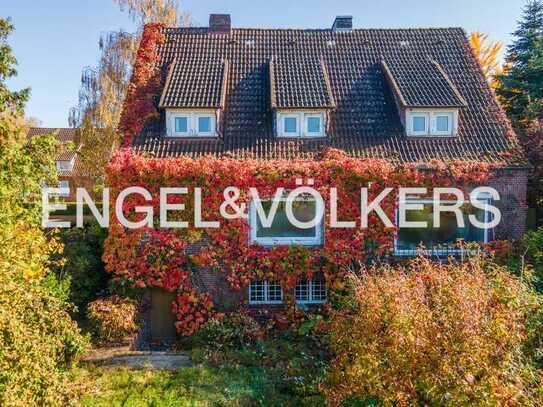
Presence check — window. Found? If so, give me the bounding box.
[175,116,189,134]
[56,159,74,172]
[295,274,327,304]
[277,112,326,138]
[249,197,324,246]
[196,115,214,135]
[249,280,283,304]
[407,111,456,136]
[168,112,216,137]
[394,198,491,256]
[432,112,453,135]
[283,116,299,135]
[58,180,70,197]
[306,115,324,136]
[408,113,429,136]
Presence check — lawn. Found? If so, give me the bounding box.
[74,363,323,406]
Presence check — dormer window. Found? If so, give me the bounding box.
[56,158,74,172]
[277,112,325,138]
[406,110,457,137]
[167,111,217,137]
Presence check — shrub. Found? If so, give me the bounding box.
[0,276,88,406]
[50,221,109,315]
[87,296,139,343]
[192,313,263,351]
[324,257,542,406]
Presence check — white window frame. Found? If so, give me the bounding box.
[279,113,301,137]
[167,110,217,138]
[58,180,70,197]
[248,280,284,304]
[431,112,454,136]
[195,113,215,136]
[295,277,327,304]
[249,197,324,247]
[304,113,325,137]
[407,112,430,136]
[393,196,491,257]
[56,158,74,172]
[277,112,327,138]
[171,114,191,136]
[406,110,457,137]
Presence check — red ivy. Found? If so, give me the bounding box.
[108,25,499,336]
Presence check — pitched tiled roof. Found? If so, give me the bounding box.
[381,58,466,107]
[131,27,524,166]
[28,127,76,143]
[270,56,335,108]
[159,58,228,108]
[27,127,82,176]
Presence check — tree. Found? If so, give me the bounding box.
[70,1,191,187]
[496,0,543,129]
[0,18,86,405]
[469,31,503,84]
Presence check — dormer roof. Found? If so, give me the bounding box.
[159,57,229,109]
[270,56,335,109]
[381,57,467,108]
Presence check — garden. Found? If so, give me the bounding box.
[2,0,543,406]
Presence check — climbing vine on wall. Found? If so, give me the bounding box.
[109,24,498,336]
[104,149,494,335]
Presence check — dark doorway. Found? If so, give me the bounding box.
[150,288,177,341]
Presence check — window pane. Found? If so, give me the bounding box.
[284,117,297,133]
[198,116,211,133]
[397,202,486,251]
[307,117,321,133]
[295,280,309,301]
[436,115,450,132]
[311,275,327,302]
[175,117,188,133]
[250,280,265,302]
[268,281,283,302]
[412,116,426,132]
[256,201,317,238]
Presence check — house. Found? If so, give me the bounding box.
[27,127,92,201]
[109,15,529,345]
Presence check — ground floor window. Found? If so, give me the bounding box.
[248,280,283,304]
[248,275,327,305]
[394,198,490,256]
[295,274,327,304]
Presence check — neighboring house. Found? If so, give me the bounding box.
[27,127,89,201]
[116,15,529,344]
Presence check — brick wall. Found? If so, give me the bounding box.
[487,168,529,240]
[136,167,529,346]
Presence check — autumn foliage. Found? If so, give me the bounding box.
[323,257,542,406]
[107,24,503,336]
[103,149,497,335]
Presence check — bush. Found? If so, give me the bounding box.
[324,257,542,406]
[51,221,109,315]
[0,276,88,406]
[192,313,263,351]
[87,296,139,343]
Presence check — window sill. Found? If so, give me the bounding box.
[165,135,220,141]
[393,248,479,257]
[248,301,284,305]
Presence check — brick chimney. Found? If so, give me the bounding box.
[332,16,353,33]
[209,14,231,35]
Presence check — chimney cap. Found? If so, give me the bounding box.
[332,15,353,33]
[209,14,231,35]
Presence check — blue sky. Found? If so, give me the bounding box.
[5,0,528,127]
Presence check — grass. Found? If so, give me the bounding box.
[73,363,321,407]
